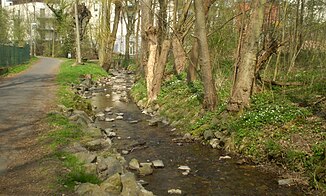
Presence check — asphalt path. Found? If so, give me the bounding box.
[0,57,60,175]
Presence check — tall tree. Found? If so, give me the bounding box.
[228,0,266,112]
[194,0,217,111]
[0,8,9,44]
[74,0,82,64]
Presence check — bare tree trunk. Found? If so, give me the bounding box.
[74,0,81,64]
[194,0,217,111]
[146,27,158,101]
[172,36,186,74]
[150,40,171,102]
[103,1,122,71]
[99,0,111,68]
[228,0,266,112]
[141,0,151,76]
[187,40,199,82]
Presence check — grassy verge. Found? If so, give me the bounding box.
[0,57,38,77]
[46,59,107,190]
[131,61,326,190]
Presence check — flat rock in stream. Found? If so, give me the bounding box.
[129,120,139,124]
[116,116,124,120]
[105,107,113,112]
[178,166,190,171]
[129,158,140,170]
[120,172,154,196]
[95,112,105,118]
[152,160,164,168]
[105,118,115,122]
[139,163,153,176]
[168,189,182,194]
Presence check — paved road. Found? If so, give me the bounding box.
[0,57,60,175]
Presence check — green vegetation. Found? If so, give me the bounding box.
[57,152,101,189]
[131,59,326,190]
[0,57,38,77]
[45,59,107,190]
[57,60,107,113]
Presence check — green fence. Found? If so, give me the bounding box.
[0,44,30,67]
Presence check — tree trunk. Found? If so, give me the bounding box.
[103,1,122,71]
[150,40,171,102]
[74,0,81,64]
[228,0,266,112]
[99,0,111,68]
[141,0,151,76]
[172,35,186,74]
[146,27,158,101]
[187,40,199,83]
[194,0,217,111]
[125,32,131,62]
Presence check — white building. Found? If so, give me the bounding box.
[1,0,13,7]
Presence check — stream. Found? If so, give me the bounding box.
[90,70,304,195]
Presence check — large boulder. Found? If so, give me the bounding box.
[75,183,106,196]
[97,157,123,180]
[120,172,154,196]
[74,152,97,164]
[100,173,122,195]
[85,139,112,151]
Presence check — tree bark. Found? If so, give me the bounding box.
[146,27,158,101]
[228,0,266,112]
[172,36,187,74]
[103,1,122,71]
[74,0,82,64]
[141,0,151,76]
[150,40,171,102]
[194,0,217,111]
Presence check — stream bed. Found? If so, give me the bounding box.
[90,70,305,195]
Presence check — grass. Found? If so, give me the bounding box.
[56,152,101,189]
[0,57,38,77]
[45,59,107,190]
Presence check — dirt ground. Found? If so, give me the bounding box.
[0,58,68,195]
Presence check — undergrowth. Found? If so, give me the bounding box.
[131,58,326,190]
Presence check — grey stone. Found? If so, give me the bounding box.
[100,173,122,194]
[116,116,124,120]
[120,172,154,196]
[97,157,124,180]
[75,183,106,196]
[64,142,87,153]
[74,152,97,164]
[139,163,153,176]
[105,107,113,112]
[86,127,102,138]
[210,139,221,149]
[116,113,124,116]
[147,118,160,126]
[214,131,225,140]
[183,133,193,141]
[121,150,129,155]
[95,112,105,118]
[85,139,112,151]
[203,130,214,140]
[129,158,140,170]
[168,189,182,194]
[178,166,190,171]
[278,178,294,186]
[152,160,164,168]
[105,118,115,122]
[84,163,97,174]
[129,120,139,124]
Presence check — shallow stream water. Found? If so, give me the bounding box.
[91,71,304,195]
